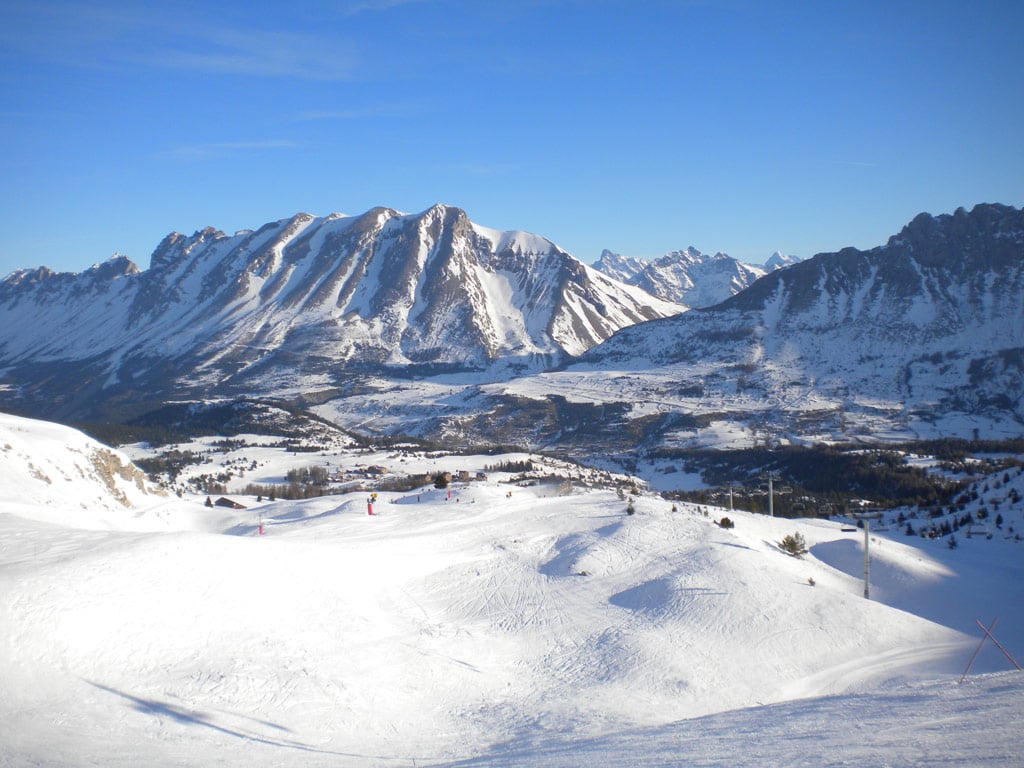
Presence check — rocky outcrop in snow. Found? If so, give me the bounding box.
[0,412,164,525]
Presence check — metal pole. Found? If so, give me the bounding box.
[976,618,1023,670]
[863,517,870,599]
[768,475,774,518]
[960,618,998,684]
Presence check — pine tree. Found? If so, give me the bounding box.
[779,532,808,558]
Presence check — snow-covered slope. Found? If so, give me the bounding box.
[0,412,165,528]
[0,205,682,418]
[1,415,1021,766]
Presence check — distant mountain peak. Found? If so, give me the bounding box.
[764,251,800,271]
[592,246,764,308]
[90,254,140,277]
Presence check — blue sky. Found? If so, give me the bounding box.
[1,0,1022,276]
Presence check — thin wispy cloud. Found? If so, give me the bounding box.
[138,27,356,81]
[157,140,298,160]
[290,103,422,121]
[342,0,431,15]
[3,2,356,80]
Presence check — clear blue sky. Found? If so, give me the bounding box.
[2,0,1022,276]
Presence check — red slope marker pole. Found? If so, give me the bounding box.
[976,618,1023,671]
[959,618,997,684]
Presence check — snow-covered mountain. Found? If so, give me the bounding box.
[593,247,767,307]
[595,203,1024,374]
[0,204,681,418]
[764,250,801,271]
[2,203,1020,454]
[470,203,1024,449]
[590,249,650,284]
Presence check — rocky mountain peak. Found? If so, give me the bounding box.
[88,255,140,280]
[149,226,227,271]
[2,265,58,288]
[886,203,1024,271]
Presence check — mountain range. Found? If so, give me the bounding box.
[0,204,680,419]
[591,246,798,307]
[1,202,1022,466]
[465,203,1024,455]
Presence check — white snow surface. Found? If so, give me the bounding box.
[2,414,1022,767]
[469,222,560,257]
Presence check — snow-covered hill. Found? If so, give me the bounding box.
[0,411,165,528]
[1,414,1022,766]
[0,204,682,419]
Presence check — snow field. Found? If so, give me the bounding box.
[2,414,1022,766]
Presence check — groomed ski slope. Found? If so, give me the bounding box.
[1,414,1021,766]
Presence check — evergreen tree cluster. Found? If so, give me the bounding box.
[654,441,1020,517]
[135,449,205,481]
[484,459,535,474]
